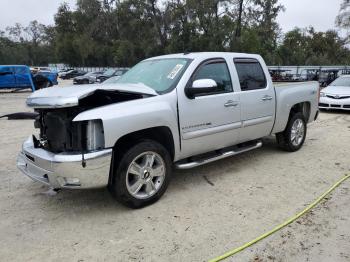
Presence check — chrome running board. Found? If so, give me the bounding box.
[175,141,262,169]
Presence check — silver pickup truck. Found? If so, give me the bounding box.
[17,52,319,208]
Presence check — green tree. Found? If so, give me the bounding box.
[1,0,350,67]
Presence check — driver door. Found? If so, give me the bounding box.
[178,58,241,158]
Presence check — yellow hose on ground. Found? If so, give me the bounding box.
[209,174,350,262]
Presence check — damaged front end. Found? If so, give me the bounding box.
[17,85,155,189]
[32,89,146,153]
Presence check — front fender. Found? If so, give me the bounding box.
[73,95,180,157]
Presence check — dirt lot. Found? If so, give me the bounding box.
[0,83,349,262]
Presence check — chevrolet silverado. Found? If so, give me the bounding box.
[17,52,319,208]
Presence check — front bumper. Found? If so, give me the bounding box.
[17,137,112,189]
[319,96,350,110]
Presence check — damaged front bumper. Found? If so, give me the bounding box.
[17,136,112,189]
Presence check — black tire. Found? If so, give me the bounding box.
[109,140,172,208]
[34,80,50,90]
[276,112,307,152]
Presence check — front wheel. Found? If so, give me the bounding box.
[109,140,172,208]
[276,113,307,152]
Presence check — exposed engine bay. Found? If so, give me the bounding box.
[33,90,147,153]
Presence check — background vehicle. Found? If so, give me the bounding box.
[31,67,52,72]
[269,69,293,81]
[73,71,104,85]
[0,65,57,91]
[319,69,339,87]
[101,75,122,84]
[60,69,86,80]
[18,52,319,208]
[96,69,128,83]
[57,68,74,77]
[30,67,58,86]
[319,75,350,110]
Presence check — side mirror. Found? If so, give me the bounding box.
[186,79,217,99]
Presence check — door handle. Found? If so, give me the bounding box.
[261,95,273,101]
[224,100,239,107]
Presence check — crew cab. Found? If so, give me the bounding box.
[17,53,319,208]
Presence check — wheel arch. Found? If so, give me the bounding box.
[289,101,311,122]
[109,126,175,185]
[273,101,311,134]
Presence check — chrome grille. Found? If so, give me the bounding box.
[326,94,350,99]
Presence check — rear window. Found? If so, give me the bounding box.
[15,67,28,74]
[234,59,267,91]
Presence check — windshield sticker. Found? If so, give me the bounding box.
[167,64,184,79]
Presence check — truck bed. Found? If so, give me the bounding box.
[271,81,319,134]
[273,81,318,87]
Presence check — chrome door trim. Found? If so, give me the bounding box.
[182,121,242,140]
[242,115,273,128]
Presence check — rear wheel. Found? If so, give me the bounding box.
[276,112,307,152]
[34,80,51,90]
[109,140,172,208]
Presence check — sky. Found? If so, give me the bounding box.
[0,0,345,33]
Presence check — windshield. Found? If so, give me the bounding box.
[116,58,191,93]
[330,77,350,87]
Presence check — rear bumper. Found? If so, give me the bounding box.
[319,97,350,110]
[17,137,112,189]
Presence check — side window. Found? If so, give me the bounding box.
[0,67,12,74]
[234,59,267,91]
[15,67,28,74]
[192,60,233,95]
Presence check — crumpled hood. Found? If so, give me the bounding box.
[323,85,350,96]
[26,83,158,108]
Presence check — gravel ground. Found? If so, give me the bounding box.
[0,82,349,261]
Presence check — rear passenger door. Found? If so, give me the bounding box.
[233,58,275,142]
[0,66,15,88]
[14,66,31,88]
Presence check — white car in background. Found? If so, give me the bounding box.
[319,75,350,110]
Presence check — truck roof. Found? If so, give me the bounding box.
[0,65,28,67]
[146,52,263,61]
